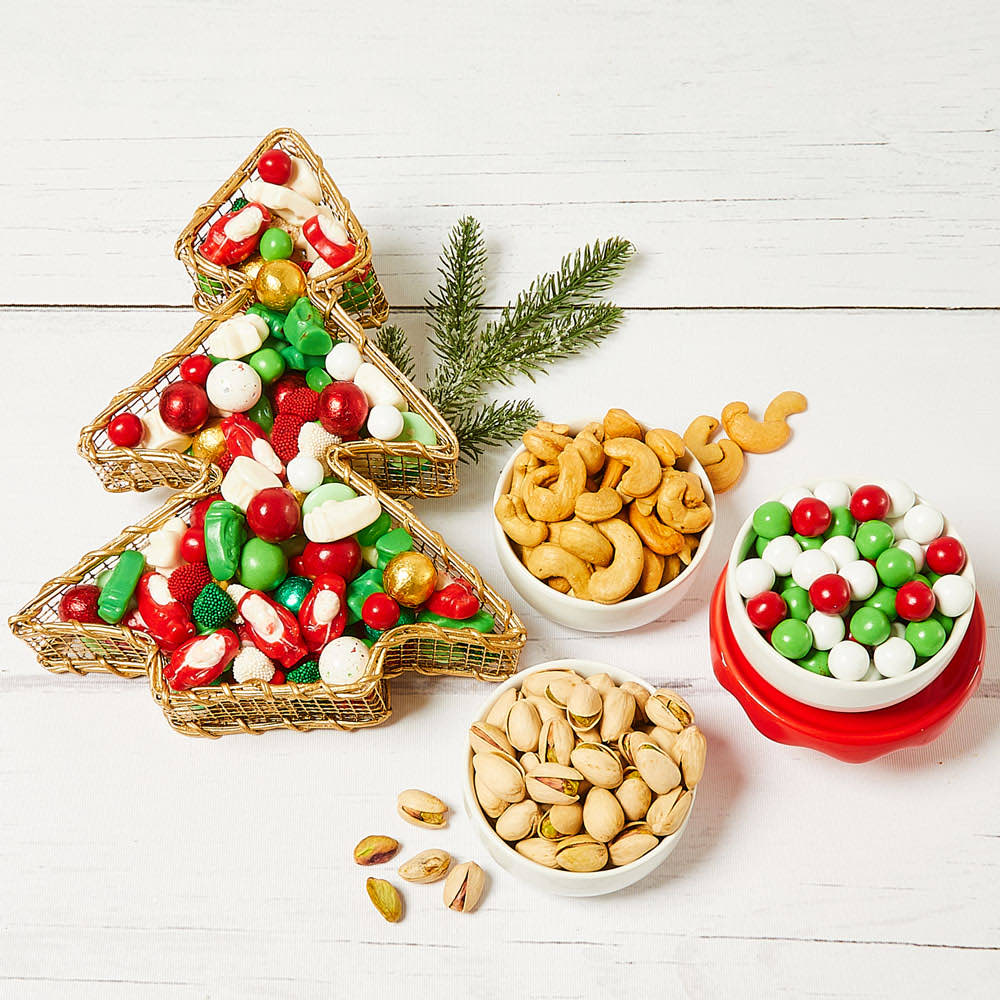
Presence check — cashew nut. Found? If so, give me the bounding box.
[573,427,606,475]
[663,554,682,583]
[604,408,643,441]
[638,547,665,594]
[575,486,623,523]
[523,446,587,522]
[523,426,573,462]
[510,450,541,496]
[703,439,744,494]
[548,577,572,593]
[601,459,625,490]
[628,503,685,556]
[495,493,548,548]
[764,390,808,425]
[549,519,614,567]
[721,390,807,454]
[538,420,571,435]
[656,471,713,534]
[602,438,662,499]
[683,416,724,467]
[525,544,592,599]
[589,519,644,604]
[645,428,685,467]
[677,533,700,566]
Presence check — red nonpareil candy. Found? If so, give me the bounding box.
[58,584,102,624]
[271,373,307,411]
[277,386,320,421]
[168,562,212,606]
[107,412,143,448]
[270,413,306,464]
[745,590,787,631]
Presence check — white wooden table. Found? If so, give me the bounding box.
[2,3,998,996]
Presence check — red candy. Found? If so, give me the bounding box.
[180,527,207,564]
[297,539,363,582]
[58,584,102,623]
[107,412,143,448]
[270,413,306,464]
[896,581,935,622]
[271,373,307,411]
[317,381,369,436]
[791,497,831,538]
[258,147,292,185]
[189,494,223,529]
[925,536,966,576]
[180,355,213,386]
[746,591,787,631]
[808,573,851,615]
[849,484,890,523]
[427,581,480,620]
[298,574,347,651]
[278,386,320,421]
[247,487,301,543]
[159,382,209,434]
[362,592,401,631]
[167,562,211,606]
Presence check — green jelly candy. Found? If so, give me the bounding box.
[306,366,333,392]
[356,510,392,548]
[283,296,323,335]
[780,585,812,622]
[417,608,495,633]
[770,618,812,659]
[930,610,954,636]
[375,528,414,570]
[856,520,894,560]
[97,550,145,623]
[249,347,286,385]
[876,547,915,588]
[754,534,769,557]
[794,533,823,551]
[95,567,112,590]
[752,501,791,541]
[850,606,891,646]
[302,482,357,515]
[798,649,831,676]
[283,297,332,356]
[204,501,247,581]
[906,619,946,658]
[239,538,288,591]
[259,227,293,261]
[192,582,236,631]
[287,659,321,684]
[827,506,857,538]
[347,568,385,621]
[246,396,274,434]
[279,343,307,370]
[246,304,287,340]
[864,586,899,621]
[273,575,313,614]
[303,352,329,369]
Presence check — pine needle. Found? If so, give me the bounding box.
[373,324,416,380]
[425,216,486,364]
[450,399,542,464]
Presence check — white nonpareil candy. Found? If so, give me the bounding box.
[221,456,282,511]
[790,549,836,590]
[206,315,267,360]
[232,646,275,684]
[353,362,405,409]
[932,574,974,618]
[839,559,879,601]
[325,342,363,381]
[367,403,405,441]
[206,360,262,413]
[902,503,944,545]
[873,636,916,678]
[319,636,370,686]
[761,535,801,577]
[303,495,381,543]
[734,558,775,599]
[820,535,859,571]
[140,409,193,453]
[145,517,188,571]
[828,640,870,681]
[807,610,846,651]
[297,422,340,462]
[812,480,851,509]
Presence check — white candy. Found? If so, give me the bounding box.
[761,535,801,577]
[734,558,775,599]
[325,342,363,381]
[140,409,192,452]
[873,636,916,678]
[932,574,974,617]
[222,204,265,241]
[780,487,813,510]
[361,543,379,567]
[820,535,859,570]
[245,179,325,227]
[206,315,267,360]
[316,213,351,246]
[862,664,883,682]
[902,503,944,545]
[286,155,322,203]
[791,549,836,590]
[879,478,916,518]
[286,454,325,493]
[232,646,275,684]
[221,456,282,511]
[840,559,878,601]
[145,517,187,571]
[303,495,381,543]
[807,610,846,651]
[828,640,870,681]
[249,437,283,477]
[895,538,925,573]
[206,360,262,413]
[297,422,341,463]
[890,621,906,639]
[367,403,404,441]
[319,636,370,686]
[353,362,405,409]
[812,480,851,509]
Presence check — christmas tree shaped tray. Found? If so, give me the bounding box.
[9,465,526,738]
[174,127,388,328]
[77,287,460,499]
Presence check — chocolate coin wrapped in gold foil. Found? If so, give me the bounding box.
[383,552,437,608]
[254,259,307,312]
[190,424,226,463]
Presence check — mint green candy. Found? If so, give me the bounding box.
[398,412,438,447]
[375,528,414,569]
[356,510,392,548]
[246,396,273,434]
[249,347,286,385]
[798,649,831,676]
[856,520,894,559]
[753,501,791,540]
[239,538,288,591]
[850,606,891,646]
[864,586,899,621]
[794,533,823,551]
[828,506,857,538]
[771,618,813,659]
[906,619,946,657]
[306,366,332,392]
[259,227,293,261]
[876,547,916,588]
[302,482,357,515]
[780,585,812,621]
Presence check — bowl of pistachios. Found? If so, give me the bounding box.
[463,659,704,897]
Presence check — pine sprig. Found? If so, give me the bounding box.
[425,216,487,363]
[373,323,416,380]
[450,399,542,464]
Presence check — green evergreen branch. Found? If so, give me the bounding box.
[450,399,543,464]
[425,215,486,364]
[373,323,416,380]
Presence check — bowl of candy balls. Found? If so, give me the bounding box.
[726,479,976,712]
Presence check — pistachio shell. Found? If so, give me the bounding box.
[545,675,580,710]
[505,699,542,753]
[366,877,403,922]
[485,687,518,729]
[519,751,542,772]
[570,742,624,789]
[398,849,452,884]
[495,799,541,842]
[647,787,693,836]
[585,672,617,697]
[648,726,678,755]
[354,835,400,866]
[566,683,603,732]
[538,717,575,766]
[474,771,509,819]
[620,681,650,723]
[524,694,566,724]
[516,837,560,868]
[619,729,648,765]
[443,861,485,913]
[615,769,653,821]
[473,751,526,803]
[609,822,659,867]
[634,741,682,795]
[645,688,694,732]
[599,687,636,743]
[582,787,625,843]
[673,725,707,788]
[521,669,579,698]
[396,788,449,828]
[469,721,515,757]
[538,802,584,840]
[555,834,608,872]
[525,763,583,805]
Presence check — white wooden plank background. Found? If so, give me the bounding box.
[2,2,999,998]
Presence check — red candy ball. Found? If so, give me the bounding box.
[159,382,209,434]
[925,535,966,576]
[271,373,308,412]
[107,412,143,448]
[896,581,935,622]
[746,590,787,631]
[190,493,223,529]
[809,573,851,615]
[58,584,102,624]
[246,487,301,543]
[258,147,292,185]
[849,484,890,523]
[298,539,363,581]
[362,592,401,632]
[180,527,206,564]
[791,497,832,538]
[317,382,369,437]
[180,354,213,386]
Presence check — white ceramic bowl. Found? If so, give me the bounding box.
[726,477,976,712]
[463,659,696,897]
[492,430,716,633]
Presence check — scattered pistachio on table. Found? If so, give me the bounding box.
[354,835,400,866]
[396,788,449,829]
[398,849,452,884]
[443,861,485,913]
[366,877,404,923]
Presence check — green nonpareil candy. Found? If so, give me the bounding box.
[287,659,321,684]
[375,528,414,570]
[204,501,246,581]
[239,538,288,591]
[906,619,946,658]
[770,618,812,659]
[249,347,286,385]
[780,585,812,622]
[864,586,899,621]
[302,482,357,515]
[306,366,333,393]
[356,510,392,548]
[246,396,274,434]
[856,520,894,560]
[259,227,294,261]
[97,550,145,623]
[827,506,857,538]
[798,649,831,676]
[283,297,332,356]
[850,606,891,646]
[246,304,287,340]
[875,547,916,588]
[416,609,496,633]
[273,575,313,614]
[192,582,236,631]
[752,502,791,541]
[794,533,823,551]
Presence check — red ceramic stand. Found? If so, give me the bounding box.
[710,568,986,763]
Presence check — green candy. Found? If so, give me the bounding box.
[864,586,899,621]
[780,585,812,622]
[828,506,857,538]
[272,575,313,614]
[246,304,287,340]
[375,528,414,570]
[397,607,417,627]
[287,659,321,684]
[398,412,438,447]
[754,534,768,558]
[794,533,823,551]
[95,567,113,590]
[911,573,933,588]
[850,606,891,646]
[930,610,954,636]
[230,197,248,212]
[356,510,392,548]
[239,538,288,591]
[192,582,236,631]
[347,568,386,621]
[798,649,831,676]
[306,366,333,392]
[97,550,145,623]
[363,623,386,643]
[770,618,812,659]
[198,275,225,297]
[906,619,946,658]
[417,608,496,633]
[752,501,791,541]
[302,482,357,515]
[204,501,246,581]
[248,347,286,385]
[283,297,333,356]
[876,547,916,588]
[246,396,273,434]
[925,570,942,586]
[279,343,307,370]
[259,227,293,261]
[339,273,376,311]
[856,520,894,560]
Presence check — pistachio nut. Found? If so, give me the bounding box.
[519,751,542,772]
[505,699,542,753]
[620,681,650,723]
[398,849,452,884]
[469,721,515,757]
[648,725,678,755]
[582,786,625,843]
[554,834,609,873]
[566,683,603,732]
[570,742,624,789]
[516,837,560,868]
[443,861,485,913]
[599,687,636,743]
[634,741,682,795]
[525,763,583,805]
[495,799,542,842]
[544,675,580,710]
[585,672,617,697]
[608,822,659,867]
[474,771,509,820]
[615,768,652,821]
[521,668,578,699]
[524,693,566,724]
[673,724,707,788]
[538,717,575,766]
[473,751,526,803]
[354,835,400,866]
[484,687,518,729]
[618,729,649,765]
[397,788,449,829]
[645,687,694,732]
[538,802,583,840]
[366,877,403,922]
[647,787,693,836]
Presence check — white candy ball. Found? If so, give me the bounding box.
[325,342,363,381]
[902,503,944,545]
[367,403,405,441]
[862,664,883,682]
[206,360,262,413]
[813,480,852,509]
[791,549,836,590]
[807,610,846,651]
[286,454,325,493]
[232,646,275,683]
[319,636,371,686]
[895,538,925,573]
[890,621,906,639]
[879,478,916,518]
[840,559,878,601]
[889,517,908,541]
[820,535,859,571]
[735,558,775,599]
[780,487,813,510]
[828,640,870,681]
[873,636,917,678]
[932,574,974,617]
[761,535,801,577]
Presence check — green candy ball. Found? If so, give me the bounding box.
[259,227,294,261]
[906,619,946,658]
[930,609,954,636]
[780,585,812,622]
[239,538,288,591]
[876,546,916,588]
[753,502,792,541]
[794,533,823,551]
[828,505,857,538]
[856,520,894,560]
[246,396,274,434]
[864,586,899,621]
[248,347,286,385]
[798,649,831,676]
[272,575,313,614]
[771,618,813,659]
[850,606,891,646]
[754,534,769,557]
[306,366,333,393]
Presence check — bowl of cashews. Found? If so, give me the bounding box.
[492,410,716,633]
